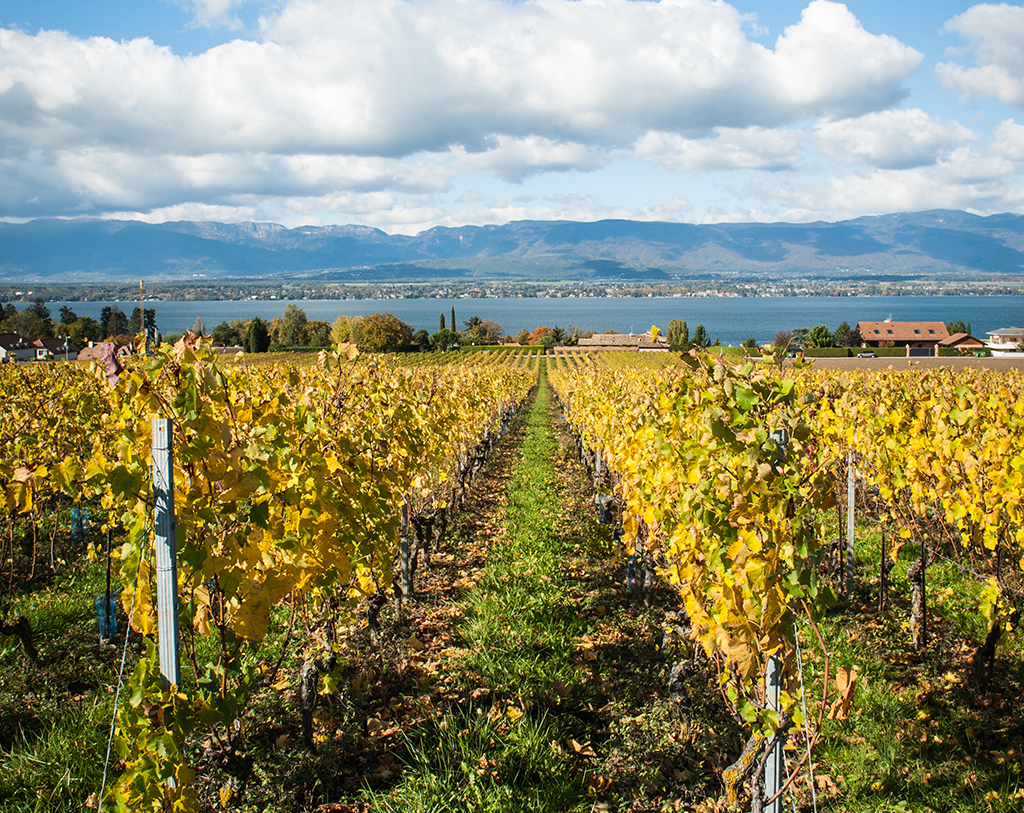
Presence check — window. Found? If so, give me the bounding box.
[914,329,920,334]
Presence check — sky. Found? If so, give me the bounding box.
[1,0,1023,235]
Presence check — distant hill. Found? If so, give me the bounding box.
[2,210,1023,282]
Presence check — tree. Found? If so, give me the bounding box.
[0,303,16,332]
[212,321,242,347]
[359,312,414,351]
[412,329,431,351]
[430,328,461,352]
[528,325,552,345]
[306,320,332,347]
[832,321,852,347]
[129,307,158,341]
[549,325,567,346]
[189,316,207,337]
[69,316,103,346]
[691,324,709,349]
[791,327,809,349]
[463,316,483,330]
[742,337,757,351]
[667,319,690,352]
[59,306,78,330]
[464,318,503,345]
[439,313,446,331]
[515,328,530,345]
[946,319,971,336]
[243,318,271,353]
[772,330,793,369]
[451,307,457,334]
[100,306,129,339]
[332,315,363,345]
[806,324,835,349]
[277,305,308,347]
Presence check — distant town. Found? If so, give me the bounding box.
[1,277,1022,305]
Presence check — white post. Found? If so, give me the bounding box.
[595,448,603,479]
[152,418,181,688]
[846,450,855,597]
[763,653,785,813]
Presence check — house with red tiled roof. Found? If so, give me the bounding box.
[937,332,985,353]
[855,321,949,349]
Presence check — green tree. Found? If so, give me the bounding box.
[946,319,971,336]
[58,305,78,330]
[212,321,242,346]
[243,318,271,353]
[464,318,503,345]
[451,307,457,334]
[742,337,757,351]
[0,303,16,332]
[69,316,103,346]
[439,313,446,331]
[359,312,414,351]
[100,306,129,339]
[412,329,431,350]
[277,305,308,347]
[129,307,158,341]
[430,328,461,352]
[691,324,709,349]
[806,324,835,349]
[667,319,690,352]
[832,321,852,347]
[791,327,809,349]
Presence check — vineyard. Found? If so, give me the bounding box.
[1,343,1023,812]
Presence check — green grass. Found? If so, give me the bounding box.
[801,517,1024,812]
[0,558,122,813]
[370,363,597,812]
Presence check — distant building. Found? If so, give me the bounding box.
[937,333,985,353]
[0,333,36,363]
[576,332,669,352]
[855,321,949,350]
[985,327,1024,355]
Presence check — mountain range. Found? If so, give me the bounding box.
[1,210,1023,282]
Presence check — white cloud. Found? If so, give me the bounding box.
[767,147,1023,220]
[0,0,927,222]
[634,127,802,171]
[813,109,978,169]
[937,3,1024,105]
[994,118,1024,159]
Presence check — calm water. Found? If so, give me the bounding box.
[40,295,1024,347]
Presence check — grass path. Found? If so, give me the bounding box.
[368,364,729,813]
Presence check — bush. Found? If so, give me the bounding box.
[802,347,854,358]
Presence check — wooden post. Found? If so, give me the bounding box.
[152,418,181,688]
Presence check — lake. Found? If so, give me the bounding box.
[42,295,1024,347]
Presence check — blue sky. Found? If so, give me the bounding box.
[1,0,1022,234]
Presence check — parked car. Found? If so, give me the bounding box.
[857,351,876,358]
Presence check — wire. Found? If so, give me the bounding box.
[97,522,149,812]
[794,623,819,813]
